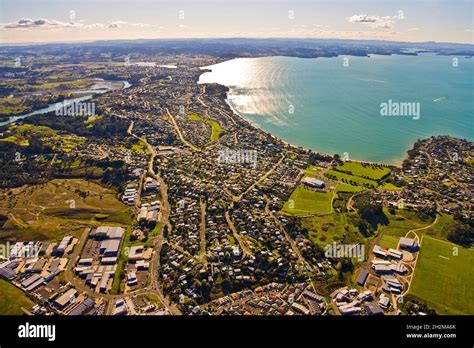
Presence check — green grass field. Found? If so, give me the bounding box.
[143,293,165,308]
[303,165,322,177]
[326,162,400,190]
[379,234,400,249]
[0,124,56,147]
[130,222,162,247]
[301,212,364,246]
[188,112,224,141]
[130,140,149,154]
[377,208,434,238]
[326,169,379,187]
[0,279,33,315]
[208,119,224,141]
[0,124,85,152]
[336,162,391,180]
[0,179,131,241]
[416,214,455,240]
[84,115,103,128]
[17,79,93,92]
[111,226,132,294]
[0,95,27,116]
[281,186,333,215]
[188,112,203,121]
[335,183,366,194]
[409,236,474,315]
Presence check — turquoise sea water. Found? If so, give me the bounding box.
[199,54,473,164]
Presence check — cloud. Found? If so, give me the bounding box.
[107,20,128,29]
[2,18,81,29]
[131,23,151,28]
[2,18,133,30]
[281,22,400,41]
[407,27,420,31]
[347,14,396,29]
[85,23,105,29]
[1,18,162,34]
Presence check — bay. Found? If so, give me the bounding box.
[199,54,473,164]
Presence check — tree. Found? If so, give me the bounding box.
[447,222,474,247]
[337,259,354,280]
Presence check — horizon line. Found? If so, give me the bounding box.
[1,36,474,48]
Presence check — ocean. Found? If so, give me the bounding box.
[199,54,473,164]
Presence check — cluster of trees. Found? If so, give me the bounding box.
[350,204,388,237]
[27,93,73,111]
[447,221,474,248]
[97,160,131,190]
[0,141,52,188]
[402,296,437,315]
[336,258,355,281]
[0,111,132,190]
[332,191,353,213]
[203,83,228,100]
[384,174,406,188]
[27,113,128,137]
[309,152,332,164]
[284,217,326,266]
[359,162,390,170]
[0,214,7,228]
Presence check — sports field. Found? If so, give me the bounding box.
[325,162,400,190]
[281,185,332,215]
[335,162,390,180]
[326,169,378,187]
[409,236,474,315]
[334,183,366,194]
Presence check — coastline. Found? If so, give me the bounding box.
[200,72,406,168]
[198,55,472,168]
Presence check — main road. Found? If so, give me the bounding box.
[165,107,201,152]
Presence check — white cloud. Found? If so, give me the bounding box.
[85,23,105,29]
[347,14,396,30]
[1,17,164,36]
[407,27,420,31]
[2,18,82,29]
[282,23,399,41]
[131,23,151,28]
[107,20,128,29]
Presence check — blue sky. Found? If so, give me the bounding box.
[0,0,473,44]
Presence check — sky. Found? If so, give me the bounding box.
[0,0,473,44]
